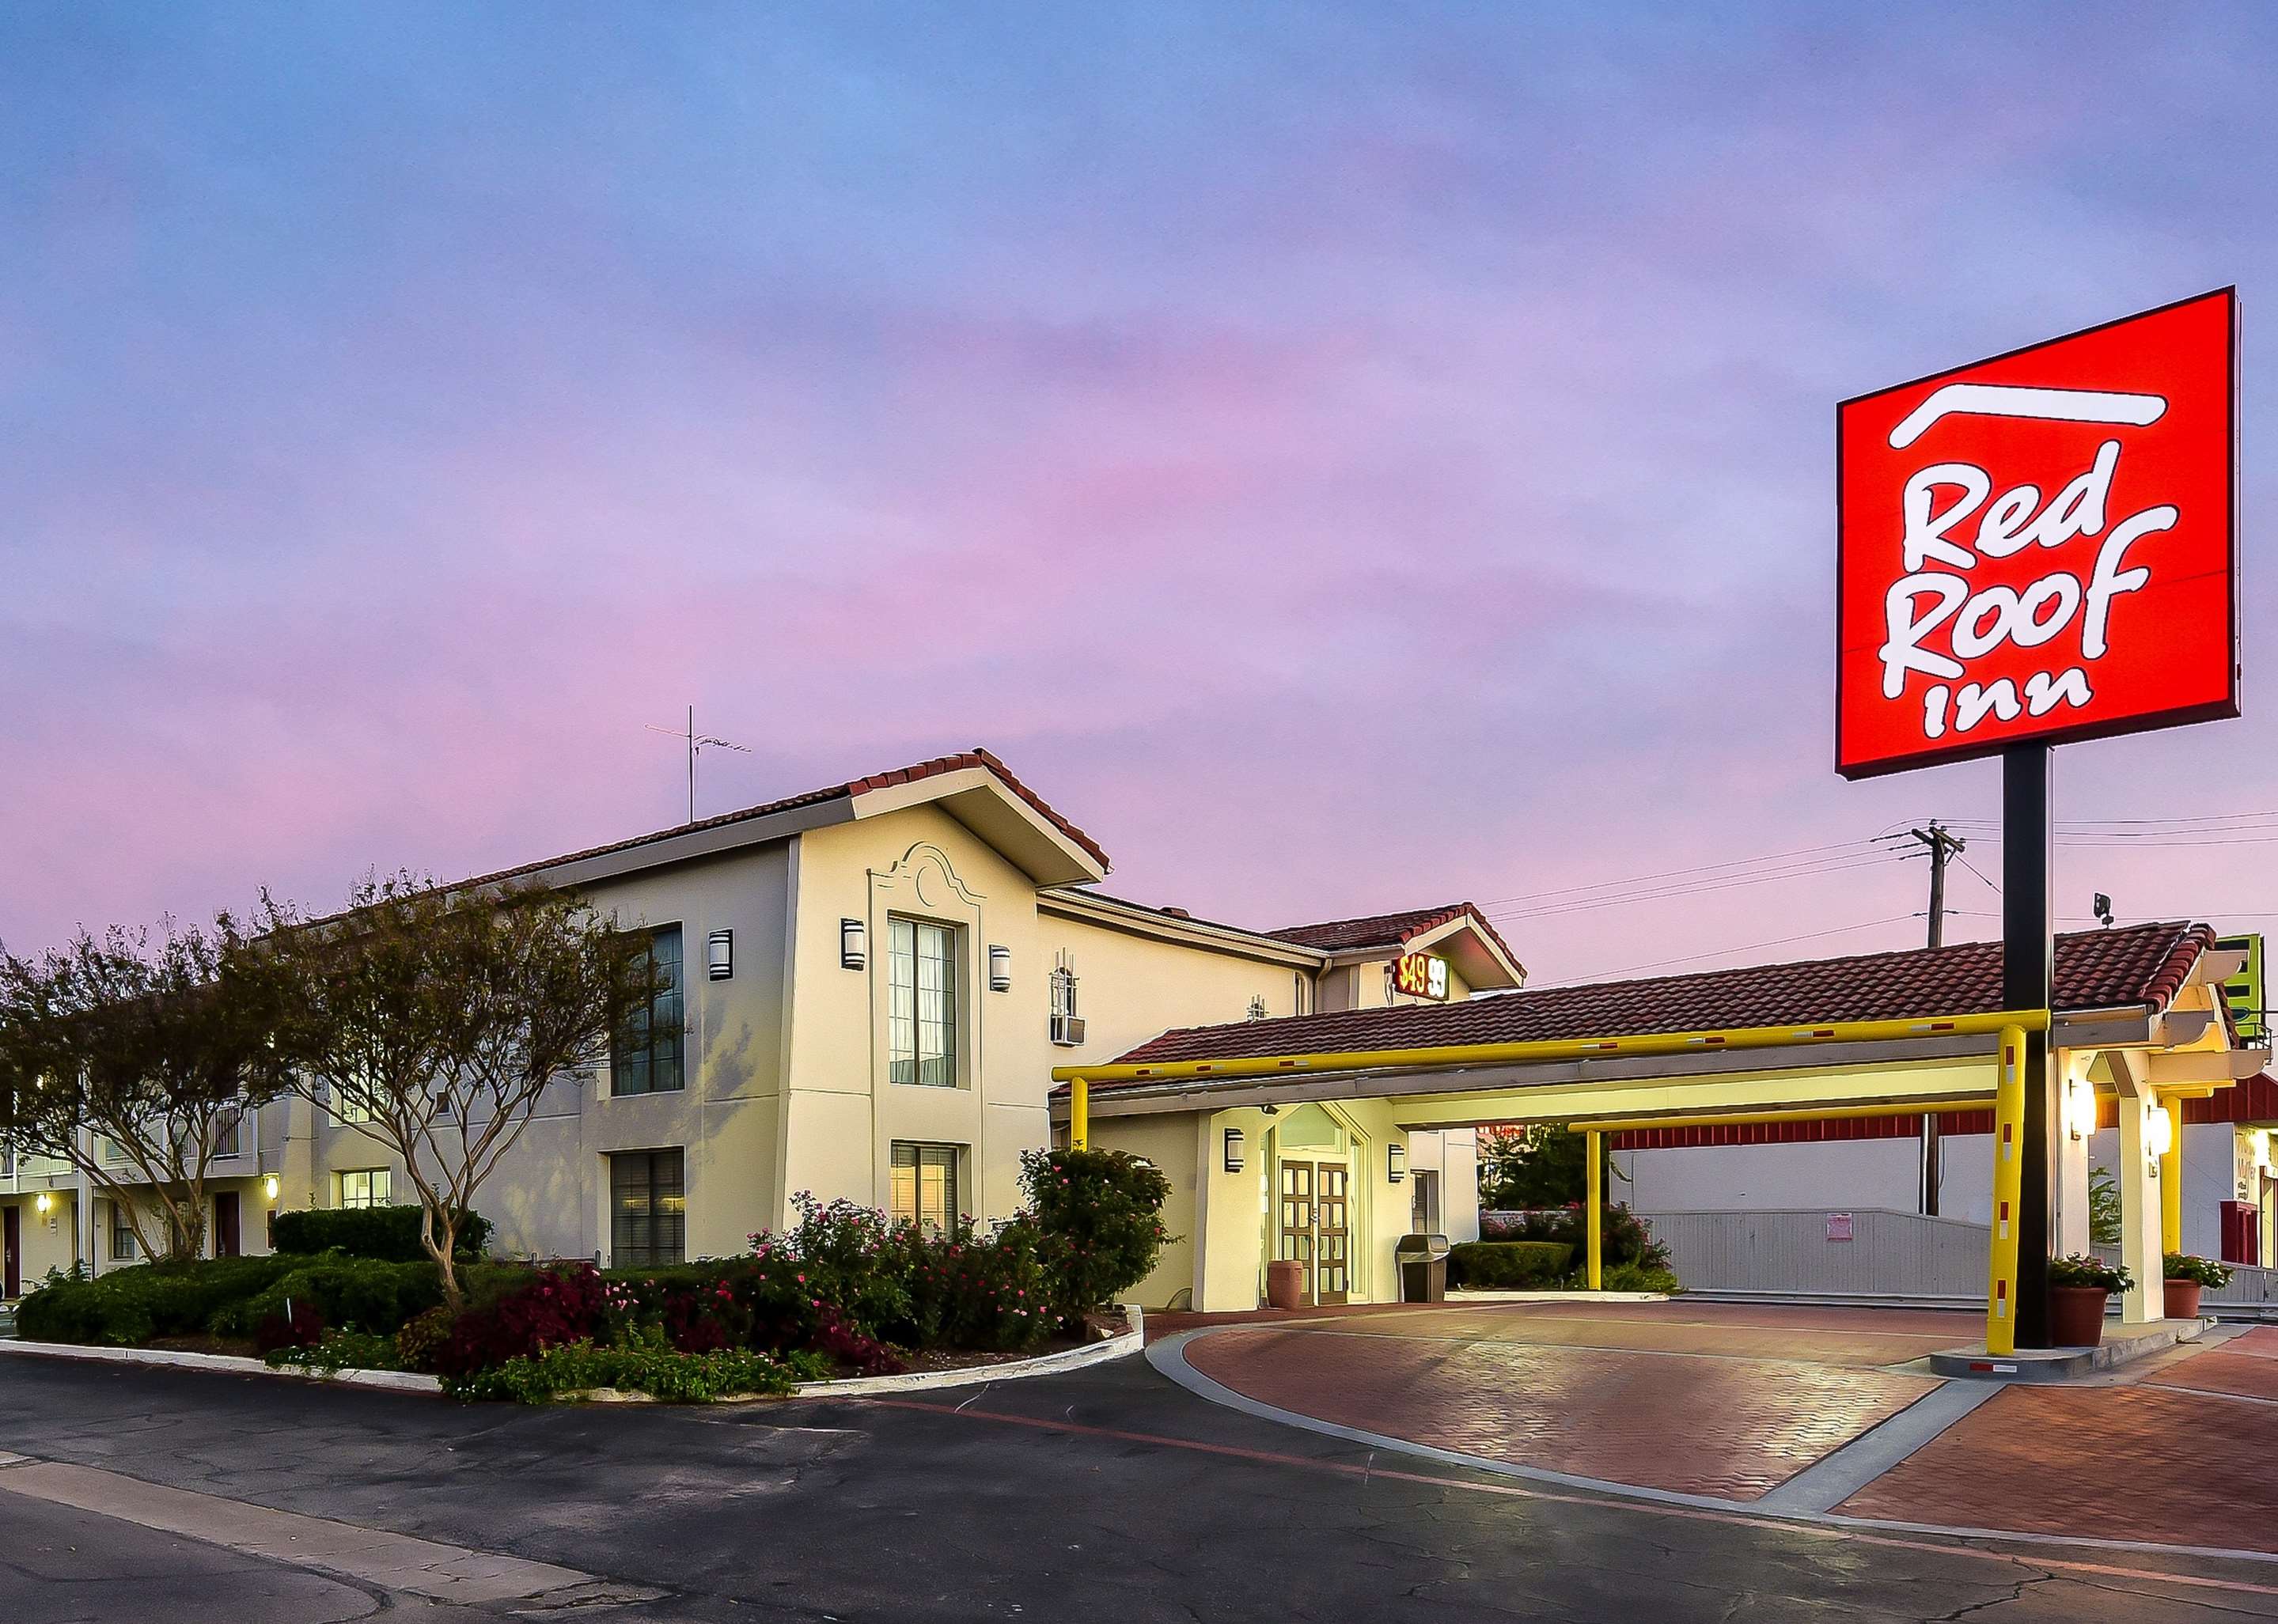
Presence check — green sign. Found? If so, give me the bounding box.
[2217,932,2265,1047]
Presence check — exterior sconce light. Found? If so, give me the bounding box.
[263,1174,281,1204]
[988,944,1012,993]
[2062,1074,2097,1141]
[2147,1103,2175,1161]
[34,1192,53,1215]
[707,929,733,981]
[1388,1143,1408,1183]
[840,918,866,971]
[1223,1128,1245,1174]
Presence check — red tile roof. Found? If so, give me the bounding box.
[464,748,1108,892]
[1269,902,1523,967]
[1104,921,2215,1079]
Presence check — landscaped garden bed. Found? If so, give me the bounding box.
[11,1149,1169,1404]
[1469,1204,1681,1293]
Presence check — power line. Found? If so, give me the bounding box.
[1529,915,1918,988]
[1482,854,1907,922]
[1473,838,1886,910]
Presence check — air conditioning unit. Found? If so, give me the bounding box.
[1050,1013,1086,1047]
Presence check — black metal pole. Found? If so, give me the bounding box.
[2003,744,2055,1348]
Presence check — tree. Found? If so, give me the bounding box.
[0,918,289,1263]
[1477,1121,1621,1210]
[260,875,659,1308]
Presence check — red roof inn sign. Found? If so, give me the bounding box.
[1837,290,2238,778]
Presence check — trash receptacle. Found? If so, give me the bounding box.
[1265,1258,1307,1310]
[1397,1232,1450,1304]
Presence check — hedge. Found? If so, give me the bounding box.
[269,1205,491,1262]
[1447,1240,1573,1289]
[213,1259,446,1339]
[15,1255,304,1346]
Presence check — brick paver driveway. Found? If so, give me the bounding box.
[1838,1325,2278,1553]
[1169,1300,1967,1501]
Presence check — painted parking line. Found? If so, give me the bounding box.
[862,1394,2278,1603]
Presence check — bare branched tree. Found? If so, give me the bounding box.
[0,918,288,1263]
[260,875,658,1307]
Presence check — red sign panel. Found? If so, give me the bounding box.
[1836,290,2238,778]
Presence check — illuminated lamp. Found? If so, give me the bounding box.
[33,1192,53,1215]
[840,918,866,971]
[2062,1074,2097,1141]
[1223,1129,1245,1174]
[1387,1143,1407,1183]
[2147,1103,2176,1160]
[988,944,1012,993]
[263,1174,280,1203]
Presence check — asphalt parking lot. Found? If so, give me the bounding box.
[5,1342,2278,1622]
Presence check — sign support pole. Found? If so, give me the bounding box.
[2003,744,2055,1348]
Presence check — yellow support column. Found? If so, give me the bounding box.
[1987,1024,2026,1357]
[1586,1129,1603,1290]
[2160,1093,2183,1256]
[1070,1076,1089,1152]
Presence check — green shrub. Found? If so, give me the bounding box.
[1447,1240,1573,1289]
[1020,1148,1173,1317]
[441,1334,824,1404]
[394,1305,456,1372]
[214,1259,443,1338]
[15,1255,303,1346]
[1596,1261,1681,1293]
[269,1205,491,1262]
[267,1329,404,1375]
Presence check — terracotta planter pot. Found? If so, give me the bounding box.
[2163,1278,2204,1320]
[2049,1285,2109,1347]
[1265,1259,1306,1311]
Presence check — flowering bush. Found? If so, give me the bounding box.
[1019,1149,1173,1318]
[430,1263,605,1379]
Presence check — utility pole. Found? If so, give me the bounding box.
[1903,820,1966,947]
[1899,820,1967,1213]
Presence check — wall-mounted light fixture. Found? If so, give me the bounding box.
[2148,1103,2176,1163]
[263,1173,281,1204]
[707,929,733,981]
[988,944,1011,993]
[840,918,866,971]
[1223,1128,1245,1174]
[33,1192,53,1215]
[1387,1143,1408,1183]
[2062,1073,2098,1141]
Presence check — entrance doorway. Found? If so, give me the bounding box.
[213,1191,241,1259]
[1275,1160,1351,1305]
[3,1205,18,1298]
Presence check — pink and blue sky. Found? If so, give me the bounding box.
[6,4,2277,985]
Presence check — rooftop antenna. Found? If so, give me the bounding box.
[645,706,752,825]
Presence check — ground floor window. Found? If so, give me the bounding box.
[109,1200,138,1261]
[337,1168,392,1209]
[610,1149,685,1267]
[889,1141,961,1236]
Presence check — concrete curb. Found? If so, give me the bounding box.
[0,1338,441,1392]
[790,1308,1143,1399]
[0,1307,1145,1403]
[1926,1316,2207,1381]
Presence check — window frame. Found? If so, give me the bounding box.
[610,925,686,1098]
[889,1141,962,1237]
[887,917,961,1088]
[608,1147,687,1268]
[337,1168,393,1209]
[108,1199,137,1262]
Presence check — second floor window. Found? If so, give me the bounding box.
[888,918,958,1086]
[612,926,684,1096]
